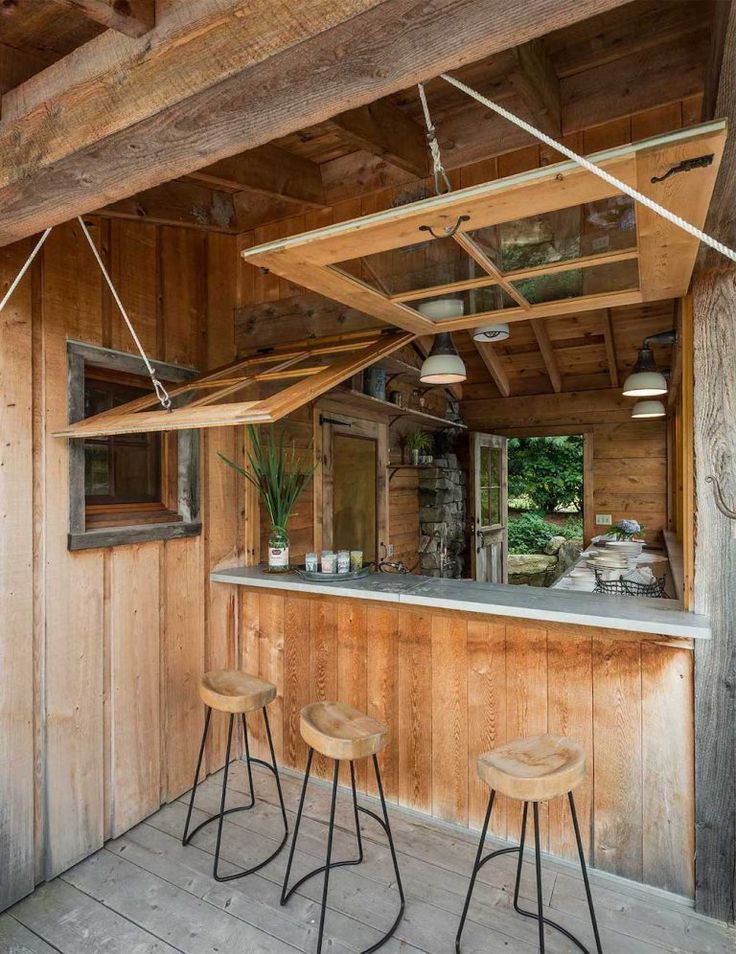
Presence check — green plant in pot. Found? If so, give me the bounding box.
[404,429,433,465]
[219,425,314,572]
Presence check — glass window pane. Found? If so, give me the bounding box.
[333,434,377,562]
[334,238,486,296]
[85,443,110,496]
[468,195,636,272]
[408,286,518,321]
[510,258,639,305]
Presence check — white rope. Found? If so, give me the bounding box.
[417,82,452,195]
[0,227,52,312]
[76,216,172,409]
[440,72,736,264]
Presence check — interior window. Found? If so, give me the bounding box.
[332,433,378,562]
[82,370,181,530]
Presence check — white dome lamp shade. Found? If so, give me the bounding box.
[631,399,666,419]
[622,330,676,397]
[418,298,467,385]
[472,323,510,342]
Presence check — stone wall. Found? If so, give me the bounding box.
[418,454,466,578]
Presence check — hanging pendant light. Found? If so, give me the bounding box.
[418,298,467,384]
[631,399,666,419]
[472,323,510,342]
[419,332,466,384]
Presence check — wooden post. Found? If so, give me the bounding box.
[692,0,736,923]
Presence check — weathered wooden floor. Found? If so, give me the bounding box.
[2,763,734,954]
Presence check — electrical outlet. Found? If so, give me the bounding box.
[595,513,613,526]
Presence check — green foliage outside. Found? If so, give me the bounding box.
[508,435,584,514]
[508,512,584,555]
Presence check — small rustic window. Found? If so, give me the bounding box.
[67,342,200,550]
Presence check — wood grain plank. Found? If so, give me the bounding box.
[505,623,548,845]
[431,613,468,825]
[336,599,368,791]
[466,619,507,837]
[592,637,643,881]
[366,604,399,801]
[109,545,161,836]
[547,632,593,861]
[282,594,311,773]
[309,598,338,781]
[641,643,694,896]
[397,608,432,813]
[257,593,285,765]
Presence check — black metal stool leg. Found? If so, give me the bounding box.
[213,713,235,880]
[182,704,289,880]
[533,802,545,954]
[181,706,212,845]
[569,792,603,954]
[455,790,496,952]
[315,760,341,954]
[512,801,529,911]
[280,747,314,905]
[349,761,364,863]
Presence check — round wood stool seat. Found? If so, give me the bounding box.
[198,669,276,714]
[477,734,585,802]
[300,701,387,761]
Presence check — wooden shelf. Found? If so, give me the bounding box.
[333,388,467,430]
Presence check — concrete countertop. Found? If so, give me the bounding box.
[211,566,710,639]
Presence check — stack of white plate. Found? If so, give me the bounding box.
[567,567,595,589]
[604,539,644,568]
[586,551,629,580]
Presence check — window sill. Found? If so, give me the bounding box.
[68,521,201,551]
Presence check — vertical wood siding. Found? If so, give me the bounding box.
[238,589,696,898]
[0,219,243,909]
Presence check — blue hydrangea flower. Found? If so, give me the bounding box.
[618,519,640,533]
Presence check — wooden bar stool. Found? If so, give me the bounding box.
[456,734,603,954]
[280,701,405,954]
[181,669,288,880]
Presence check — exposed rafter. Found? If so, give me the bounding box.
[602,309,620,387]
[0,0,634,247]
[331,99,429,177]
[509,39,561,136]
[471,336,511,397]
[99,180,237,231]
[52,0,155,37]
[530,318,562,392]
[186,144,326,208]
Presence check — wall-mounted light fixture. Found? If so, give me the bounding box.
[622,329,676,397]
[631,399,666,419]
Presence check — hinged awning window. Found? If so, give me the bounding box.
[55,330,412,438]
[241,121,725,336]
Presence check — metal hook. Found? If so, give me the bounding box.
[706,475,736,520]
[419,215,470,240]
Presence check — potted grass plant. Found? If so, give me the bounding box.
[404,429,433,466]
[219,425,314,572]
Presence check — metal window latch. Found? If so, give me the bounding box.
[650,154,714,184]
[419,215,470,239]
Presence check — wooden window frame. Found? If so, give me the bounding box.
[67,341,201,550]
[241,122,725,337]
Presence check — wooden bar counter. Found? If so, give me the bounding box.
[213,567,709,898]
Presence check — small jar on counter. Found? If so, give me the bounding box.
[337,550,350,574]
[321,550,336,574]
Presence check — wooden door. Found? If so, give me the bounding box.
[470,432,508,583]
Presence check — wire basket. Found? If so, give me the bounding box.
[593,570,668,599]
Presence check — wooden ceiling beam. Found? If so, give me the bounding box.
[185,144,326,208]
[97,180,237,231]
[330,99,429,177]
[508,39,561,137]
[602,309,620,387]
[0,0,633,248]
[51,0,155,37]
[530,318,562,392]
[471,335,511,397]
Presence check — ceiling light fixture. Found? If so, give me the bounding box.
[472,323,510,342]
[631,399,666,419]
[622,329,676,397]
[419,332,467,384]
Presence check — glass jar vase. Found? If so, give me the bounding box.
[267,526,290,572]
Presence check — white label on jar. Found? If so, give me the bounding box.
[269,546,289,567]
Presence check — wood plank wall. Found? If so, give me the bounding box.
[0,219,245,910]
[239,588,695,897]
